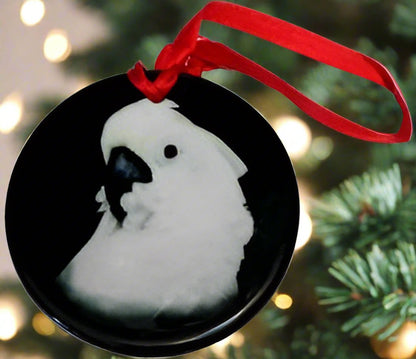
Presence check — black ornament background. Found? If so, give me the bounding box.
[6,73,299,357]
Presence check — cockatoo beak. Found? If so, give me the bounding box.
[104,146,153,223]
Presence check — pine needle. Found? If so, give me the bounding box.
[312,165,416,250]
[317,242,416,339]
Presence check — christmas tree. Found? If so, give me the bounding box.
[3,0,416,358]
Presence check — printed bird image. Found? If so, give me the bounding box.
[57,98,254,323]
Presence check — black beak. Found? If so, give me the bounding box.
[104,146,152,224]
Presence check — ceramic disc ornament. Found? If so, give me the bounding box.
[6,73,299,356]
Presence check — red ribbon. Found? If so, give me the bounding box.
[127,1,412,143]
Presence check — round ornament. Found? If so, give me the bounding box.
[6,73,299,356]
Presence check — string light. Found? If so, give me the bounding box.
[74,78,92,93]
[0,296,26,342]
[403,325,416,351]
[311,136,334,161]
[210,332,245,357]
[0,297,25,342]
[272,115,312,160]
[43,30,71,63]
[295,201,313,250]
[272,293,293,309]
[0,308,18,340]
[370,321,416,359]
[32,312,56,336]
[20,0,45,26]
[0,92,23,134]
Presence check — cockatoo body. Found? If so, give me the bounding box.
[57,99,254,322]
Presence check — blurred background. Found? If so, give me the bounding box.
[1,0,416,358]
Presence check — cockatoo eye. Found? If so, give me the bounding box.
[164,144,178,159]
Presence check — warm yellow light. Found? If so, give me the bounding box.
[74,78,92,94]
[0,93,23,134]
[0,308,18,340]
[403,326,416,352]
[272,116,312,159]
[272,293,293,309]
[43,30,71,63]
[311,136,334,160]
[370,321,416,359]
[210,332,245,357]
[295,202,313,250]
[229,332,245,347]
[20,0,45,26]
[32,312,56,336]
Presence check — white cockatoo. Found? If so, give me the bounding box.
[57,98,254,321]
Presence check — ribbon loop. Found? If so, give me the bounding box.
[127,1,412,143]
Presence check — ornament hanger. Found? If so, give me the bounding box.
[128,0,412,143]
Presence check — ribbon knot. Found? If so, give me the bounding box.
[127,36,213,102]
[127,1,412,143]
[127,62,179,103]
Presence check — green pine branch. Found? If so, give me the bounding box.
[390,0,416,39]
[316,242,416,340]
[312,164,416,249]
[289,322,376,359]
[206,319,377,359]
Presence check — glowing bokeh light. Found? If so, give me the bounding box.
[371,321,416,359]
[43,30,71,63]
[20,0,45,26]
[272,293,293,309]
[32,312,56,336]
[210,332,245,357]
[272,116,312,159]
[295,202,313,250]
[0,93,23,134]
[229,332,245,347]
[311,136,334,161]
[403,325,416,353]
[0,308,18,340]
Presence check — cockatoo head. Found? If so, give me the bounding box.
[56,96,257,323]
[99,98,249,227]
